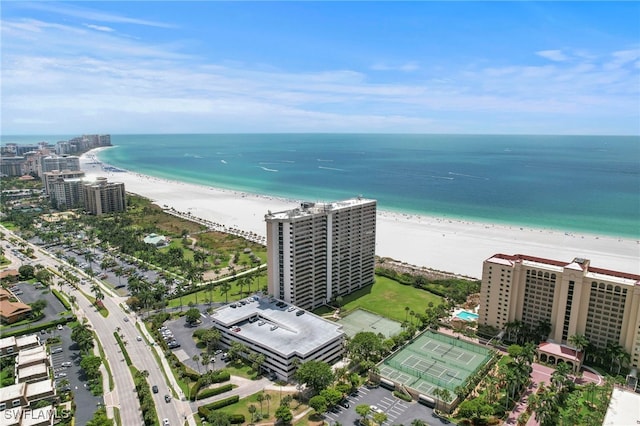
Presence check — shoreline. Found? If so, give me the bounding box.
[82,147,640,279]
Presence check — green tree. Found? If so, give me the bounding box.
[355,404,371,421]
[347,331,385,366]
[185,307,201,326]
[18,264,35,279]
[274,405,293,424]
[295,360,334,394]
[80,355,102,380]
[206,411,231,426]
[308,395,328,414]
[320,387,343,408]
[372,412,388,425]
[29,299,47,317]
[220,281,231,303]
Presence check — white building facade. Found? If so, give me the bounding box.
[265,197,376,310]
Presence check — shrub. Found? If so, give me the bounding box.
[229,414,245,424]
[51,289,71,310]
[202,395,239,410]
[393,390,412,402]
[196,384,233,399]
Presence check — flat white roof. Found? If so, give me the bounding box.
[21,405,54,426]
[521,259,564,272]
[0,336,16,350]
[603,387,640,425]
[17,347,47,366]
[266,197,376,220]
[0,383,25,401]
[15,335,39,348]
[212,296,344,357]
[0,407,21,426]
[26,379,54,398]
[586,271,637,286]
[486,257,513,267]
[17,363,48,379]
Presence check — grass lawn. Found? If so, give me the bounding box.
[167,274,266,308]
[211,389,305,424]
[336,275,443,323]
[222,360,260,380]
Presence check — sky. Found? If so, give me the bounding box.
[1,1,639,135]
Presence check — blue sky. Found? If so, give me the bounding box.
[2,1,639,135]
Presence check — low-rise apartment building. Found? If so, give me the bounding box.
[211,295,345,381]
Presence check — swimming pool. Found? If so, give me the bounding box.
[455,310,479,321]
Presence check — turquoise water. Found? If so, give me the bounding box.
[3,133,639,238]
[455,311,480,322]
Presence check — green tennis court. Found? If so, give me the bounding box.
[337,309,402,338]
[380,330,493,399]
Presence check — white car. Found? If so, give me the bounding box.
[162,419,170,426]
[136,336,142,341]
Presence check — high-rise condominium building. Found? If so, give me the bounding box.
[479,253,640,368]
[81,177,126,215]
[265,197,376,310]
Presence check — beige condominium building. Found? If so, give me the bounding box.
[479,253,640,368]
[265,197,376,310]
[81,177,126,215]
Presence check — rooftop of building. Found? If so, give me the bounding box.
[603,387,640,425]
[265,197,376,221]
[15,335,39,348]
[21,405,54,426]
[17,347,47,366]
[17,363,48,378]
[0,382,25,401]
[0,336,16,350]
[25,380,54,398]
[538,342,583,362]
[486,253,640,283]
[212,295,344,358]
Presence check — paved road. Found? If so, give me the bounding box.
[2,226,194,426]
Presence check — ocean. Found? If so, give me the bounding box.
[4,134,639,238]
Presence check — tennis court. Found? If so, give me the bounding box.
[380,330,493,399]
[337,309,402,338]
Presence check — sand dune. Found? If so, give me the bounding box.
[81,148,639,279]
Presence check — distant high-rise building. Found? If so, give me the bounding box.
[43,170,86,195]
[49,178,84,210]
[82,177,126,215]
[40,155,80,179]
[265,197,376,310]
[479,253,640,369]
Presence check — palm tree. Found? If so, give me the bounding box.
[220,282,231,303]
[257,393,265,417]
[265,393,272,417]
[193,354,201,374]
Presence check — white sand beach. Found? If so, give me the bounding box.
[81,149,639,279]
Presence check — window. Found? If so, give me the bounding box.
[12,399,21,407]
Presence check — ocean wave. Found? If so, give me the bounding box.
[317,159,333,162]
[221,160,227,164]
[318,166,346,172]
[259,166,278,172]
[184,153,204,159]
[448,172,488,180]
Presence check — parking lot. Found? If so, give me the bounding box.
[163,313,229,373]
[323,385,434,425]
[4,281,69,334]
[45,326,104,426]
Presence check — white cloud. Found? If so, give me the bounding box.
[1,13,638,135]
[83,23,115,33]
[536,50,569,62]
